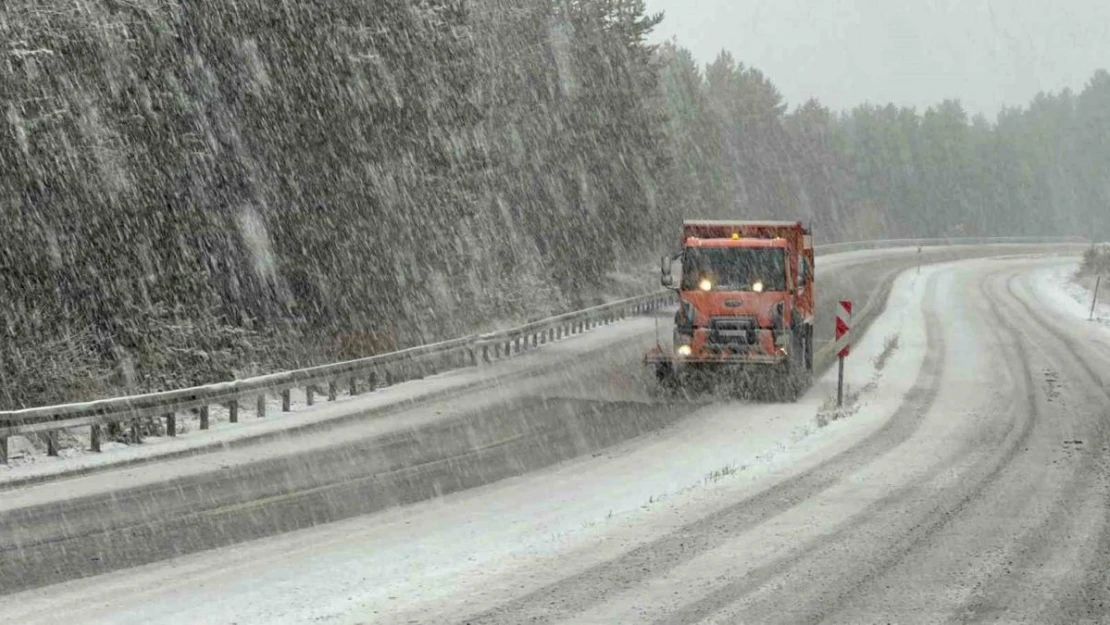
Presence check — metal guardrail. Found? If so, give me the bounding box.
[813,235,1088,255]
[0,291,673,463]
[0,236,1087,463]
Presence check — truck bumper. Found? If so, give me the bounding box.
[644,349,788,367]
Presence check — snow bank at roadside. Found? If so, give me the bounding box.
[0,316,662,486]
[1031,261,1110,329]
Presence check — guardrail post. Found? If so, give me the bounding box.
[328,381,338,402]
[350,376,358,396]
[47,417,59,456]
[368,371,378,391]
[229,400,239,424]
[1,436,8,464]
[165,413,176,437]
[482,345,490,363]
[131,420,142,444]
[306,385,315,406]
[257,394,267,418]
[90,424,101,452]
[282,389,291,412]
[200,406,210,430]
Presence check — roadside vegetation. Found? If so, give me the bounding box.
[1080,245,1110,277]
[815,388,863,428]
[872,334,901,372]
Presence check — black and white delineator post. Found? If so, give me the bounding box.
[835,300,853,407]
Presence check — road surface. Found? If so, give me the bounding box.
[4,248,1107,625]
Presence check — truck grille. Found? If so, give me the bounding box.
[707,317,757,349]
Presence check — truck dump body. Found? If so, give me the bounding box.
[647,220,815,399]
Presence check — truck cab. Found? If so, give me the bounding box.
[647,220,815,398]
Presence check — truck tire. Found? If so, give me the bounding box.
[653,362,680,398]
[804,325,814,372]
[782,330,811,402]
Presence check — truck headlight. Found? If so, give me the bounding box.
[677,344,693,357]
[699,278,713,292]
[752,280,764,293]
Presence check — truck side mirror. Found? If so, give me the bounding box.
[660,255,672,277]
[662,274,675,289]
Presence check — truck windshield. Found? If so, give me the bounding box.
[682,248,787,292]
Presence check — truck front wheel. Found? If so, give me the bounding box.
[784,329,813,401]
[804,325,814,372]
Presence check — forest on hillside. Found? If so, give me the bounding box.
[2,0,1107,408]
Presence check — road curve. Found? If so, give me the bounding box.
[2,247,1102,625]
[456,256,1110,625]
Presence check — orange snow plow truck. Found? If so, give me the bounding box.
[645,220,815,399]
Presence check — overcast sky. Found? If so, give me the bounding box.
[644,0,1110,118]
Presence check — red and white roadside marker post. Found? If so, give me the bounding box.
[835,300,853,407]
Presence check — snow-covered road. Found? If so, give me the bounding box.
[4,248,1107,624]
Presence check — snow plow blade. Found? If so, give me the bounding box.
[644,346,805,401]
[643,352,788,366]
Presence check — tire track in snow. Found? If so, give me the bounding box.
[951,268,1110,623]
[763,266,1044,624]
[652,266,1042,625]
[461,272,953,625]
